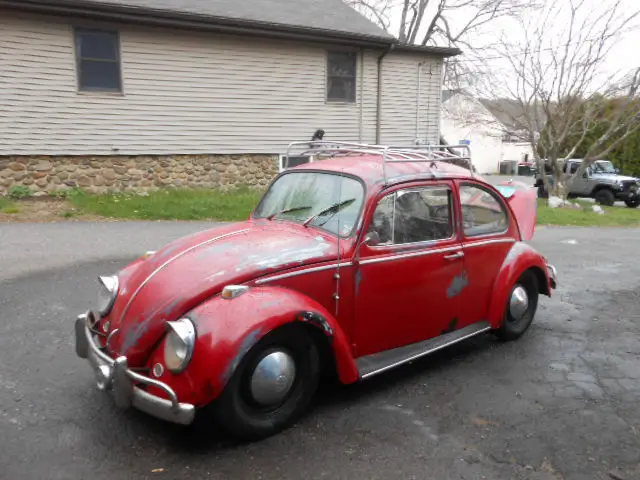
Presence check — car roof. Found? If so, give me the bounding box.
[285,151,477,191]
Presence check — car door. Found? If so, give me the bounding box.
[353,181,465,357]
[454,181,516,328]
[568,162,591,195]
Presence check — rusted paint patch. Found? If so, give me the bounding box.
[442,317,459,334]
[121,298,181,353]
[298,311,334,338]
[221,326,264,383]
[355,269,363,296]
[503,241,534,267]
[234,238,333,273]
[447,271,469,298]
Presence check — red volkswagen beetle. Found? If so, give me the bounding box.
[74,142,557,440]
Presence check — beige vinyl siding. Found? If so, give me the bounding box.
[378,53,442,146]
[0,10,443,155]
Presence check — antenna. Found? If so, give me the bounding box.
[334,170,344,318]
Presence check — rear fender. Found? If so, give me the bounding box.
[487,242,552,329]
[144,286,358,407]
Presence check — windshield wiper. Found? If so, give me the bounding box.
[267,206,312,220]
[302,198,356,227]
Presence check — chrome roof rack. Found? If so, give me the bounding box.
[284,141,475,181]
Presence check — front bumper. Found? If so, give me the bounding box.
[74,312,195,425]
[547,263,558,290]
[616,188,640,201]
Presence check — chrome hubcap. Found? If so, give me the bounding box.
[509,285,529,321]
[249,351,296,406]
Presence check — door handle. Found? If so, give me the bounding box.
[443,251,464,260]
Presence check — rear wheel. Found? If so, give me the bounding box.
[624,198,640,208]
[594,188,615,206]
[495,271,539,341]
[207,325,320,441]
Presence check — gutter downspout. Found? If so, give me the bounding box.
[375,44,395,145]
[415,60,426,144]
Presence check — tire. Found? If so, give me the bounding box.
[594,189,615,206]
[207,325,320,441]
[495,270,539,341]
[624,198,640,208]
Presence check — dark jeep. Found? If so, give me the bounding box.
[535,159,640,208]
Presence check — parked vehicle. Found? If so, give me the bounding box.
[74,142,557,441]
[534,158,640,207]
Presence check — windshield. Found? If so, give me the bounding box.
[253,171,365,237]
[592,160,616,174]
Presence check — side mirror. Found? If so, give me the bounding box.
[615,167,621,174]
[363,231,381,247]
[582,171,589,178]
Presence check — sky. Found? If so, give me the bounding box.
[367,0,640,90]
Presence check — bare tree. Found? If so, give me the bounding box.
[345,0,535,88]
[475,0,640,199]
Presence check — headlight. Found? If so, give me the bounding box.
[163,318,196,373]
[97,275,119,316]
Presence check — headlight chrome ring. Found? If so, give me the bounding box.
[164,318,196,374]
[97,275,119,316]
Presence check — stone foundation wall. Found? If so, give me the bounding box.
[0,154,280,196]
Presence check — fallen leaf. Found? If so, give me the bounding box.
[470,416,499,427]
[151,468,165,473]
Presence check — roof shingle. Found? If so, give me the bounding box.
[44,0,395,41]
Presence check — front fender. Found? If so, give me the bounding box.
[487,242,552,329]
[144,286,358,407]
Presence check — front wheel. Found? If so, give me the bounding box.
[207,325,320,441]
[495,271,539,341]
[594,189,615,206]
[625,198,640,208]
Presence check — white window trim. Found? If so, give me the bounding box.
[278,154,315,172]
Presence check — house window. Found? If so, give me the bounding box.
[327,51,357,103]
[75,28,122,92]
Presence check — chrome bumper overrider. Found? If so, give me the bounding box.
[547,264,558,289]
[74,312,195,425]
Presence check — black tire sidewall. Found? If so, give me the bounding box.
[209,325,320,441]
[496,271,539,341]
[625,198,640,208]
[595,189,615,206]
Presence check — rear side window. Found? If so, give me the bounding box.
[459,184,508,236]
[367,185,454,245]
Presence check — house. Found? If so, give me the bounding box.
[440,90,534,175]
[0,0,460,195]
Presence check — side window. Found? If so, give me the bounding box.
[570,162,579,174]
[367,186,454,245]
[459,184,508,237]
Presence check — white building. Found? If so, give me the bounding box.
[440,90,534,175]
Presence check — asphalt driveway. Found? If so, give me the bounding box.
[0,222,639,480]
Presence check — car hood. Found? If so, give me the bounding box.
[107,220,338,365]
[592,173,638,183]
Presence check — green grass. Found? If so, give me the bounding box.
[67,187,264,221]
[537,199,640,227]
[0,197,19,214]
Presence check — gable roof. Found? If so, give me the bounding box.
[3,0,462,53]
[4,0,394,43]
[442,89,464,103]
[479,98,547,134]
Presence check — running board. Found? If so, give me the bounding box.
[356,322,492,379]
